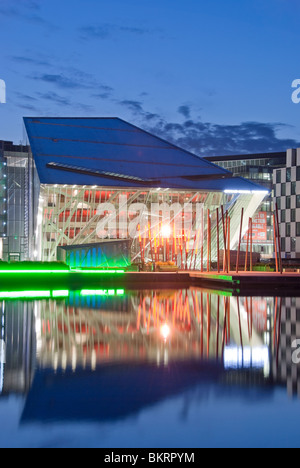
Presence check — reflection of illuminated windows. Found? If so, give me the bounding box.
[224,346,270,375]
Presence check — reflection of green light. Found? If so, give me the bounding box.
[73,269,125,274]
[52,290,70,298]
[0,291,51,299]
[80,289,125,297]
[0,290,70,300]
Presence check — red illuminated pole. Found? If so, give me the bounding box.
[186,228,192,270]
[250,218,253,272]
[138,224,144,264]
[245,218,250,272]
[216,295,220,358]
[236,208,244,274]
[193,230,201,270]
[221,206,227,273]
[236,297,243,349]
[173,222,176,263]
[227,215,231,272]
[217,208,220,273]
[190,232,197,270]
[148,223,154,265]
[207,209,211,272]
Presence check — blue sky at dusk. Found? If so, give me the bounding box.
[1,0,300,155]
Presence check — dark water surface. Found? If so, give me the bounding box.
[0,287,299,448]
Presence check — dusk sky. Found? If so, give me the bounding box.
[1,0,300,155]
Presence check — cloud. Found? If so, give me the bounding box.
[178,105,191,119]
[119,97,300,155]
[31,73,87,89]
[119,100,144,114]
[119,99,161,122]
[15,92,38,102]
[9,55,51,67]
[0,0,55,29]
[144,118,300,156]
[37,91,72,106]
[79,23,159,40]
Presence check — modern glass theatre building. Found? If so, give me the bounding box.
[23,117,267,269]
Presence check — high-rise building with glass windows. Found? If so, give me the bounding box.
[273,149,300,259]
[0,140,37,262]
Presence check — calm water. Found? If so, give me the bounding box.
[0,287,300,448]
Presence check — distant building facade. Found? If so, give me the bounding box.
[273,148,300,259]
[0,141,37,262]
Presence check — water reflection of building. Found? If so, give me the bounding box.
[0,301,36,395]
[0,290,274,394]
[0,290,281,425]
[272,297,300,396]
[34,289,272,372]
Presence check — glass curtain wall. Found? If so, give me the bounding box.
[36,185,264,269]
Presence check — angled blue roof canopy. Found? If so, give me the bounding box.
[24,117,266,192]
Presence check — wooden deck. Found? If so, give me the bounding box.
[189,270,300,295]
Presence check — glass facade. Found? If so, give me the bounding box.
[36,184,263,268]
[0,142,38,262]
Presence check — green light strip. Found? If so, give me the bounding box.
[0,269,125,275]
[80,289,125,297]
[0,270,70,274]
[0,291,51,299]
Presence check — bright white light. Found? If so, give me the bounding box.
[160,323,171,340]
[161,224,171,238]
[224,189,269,195]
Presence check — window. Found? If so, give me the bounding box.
[281,210,286,223]
[291,209,296,223]
[286,168,292,182]
[281,184,286,196]
[291,238,296,252]
[276,170,281,183]
[286,196,291,209]
[297,222,300,237]
[292,151,297,167]
[276,198,281,210]
[286,223,291,237]
[297,195,300,208]
[297,166,300,181]
[281,238,286,252]
[292,182,296,195]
